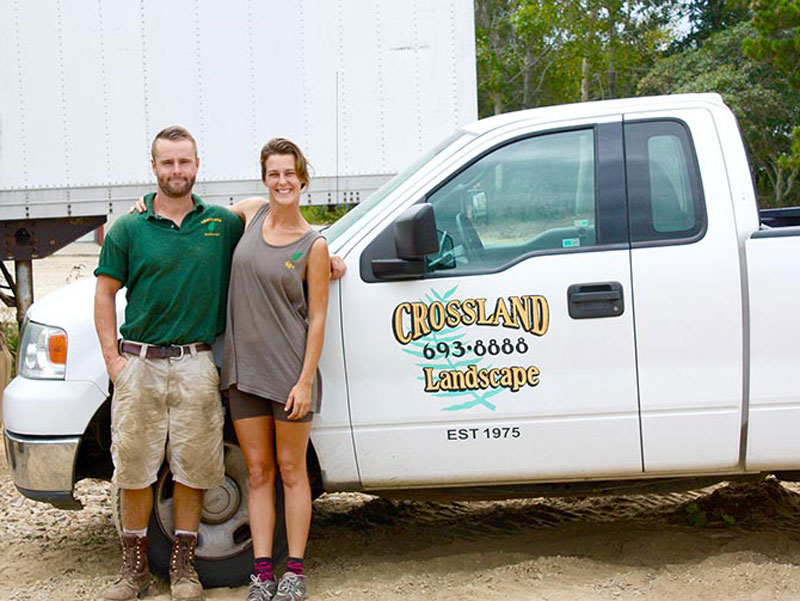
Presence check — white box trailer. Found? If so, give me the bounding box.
[0,0,477,316]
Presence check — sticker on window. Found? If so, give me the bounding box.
[562,238,581,248]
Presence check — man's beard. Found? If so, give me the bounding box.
[158,174,196,198]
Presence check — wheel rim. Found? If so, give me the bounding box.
[153,442,252,560]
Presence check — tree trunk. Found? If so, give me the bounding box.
[493,92,504,115]
[581,57,591,102]
[581,6,597,102]
[522,45,534,108]
[607,2,616,99]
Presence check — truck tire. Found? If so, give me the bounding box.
[144,441,288,587]
[112,442,285,587]
[113,439,322,588]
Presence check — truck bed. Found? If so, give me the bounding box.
[759,207,800,228]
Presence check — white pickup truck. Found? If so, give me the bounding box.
[4,93,800,586]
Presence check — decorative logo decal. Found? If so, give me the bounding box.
[202,216,223,237]
[394,286,549,412]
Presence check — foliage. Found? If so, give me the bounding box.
[300,204,353,225]
[684,501,737,528]
[1,319,19,378]
[744,0,800,90]
[474,0,679,116]
[672,0,751,49]
[639,22,800,207]
[744,0,800,169]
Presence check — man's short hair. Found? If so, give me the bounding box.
[259,138,310,190]
[151,126,198,160]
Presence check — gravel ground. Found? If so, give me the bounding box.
[5,449,800,601]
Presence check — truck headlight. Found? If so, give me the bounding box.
[18,320,68,380]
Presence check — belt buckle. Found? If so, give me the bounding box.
[171,345,185,360]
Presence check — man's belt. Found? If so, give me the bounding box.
[119,341,212,359]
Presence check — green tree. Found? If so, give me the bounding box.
[744,0,800,88]
[674,0,751,49]
[474,0,679,116]
[570,0,677,100]
[743,0,800,167]
[475,0,575,115]
[640,22,800,206]
[475,0,517,115]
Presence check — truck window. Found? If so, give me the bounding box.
[425,128,597,274]
[625,120,705,243]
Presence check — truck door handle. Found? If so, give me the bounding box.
[567,282,624,319]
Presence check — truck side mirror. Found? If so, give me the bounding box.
[371,204,439,280]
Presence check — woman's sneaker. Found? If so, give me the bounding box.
[247,574,277,601]
[273,572,307,601]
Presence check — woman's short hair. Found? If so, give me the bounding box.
[259,138,310,190]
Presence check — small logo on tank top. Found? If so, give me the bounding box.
[285,251,304,269]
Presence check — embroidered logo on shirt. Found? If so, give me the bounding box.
[285,251,304,269]
[204,220,221,237]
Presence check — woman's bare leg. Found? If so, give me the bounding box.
[234,415,276,558]
[274,419,313,558]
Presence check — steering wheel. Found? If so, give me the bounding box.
[456,212,483,265]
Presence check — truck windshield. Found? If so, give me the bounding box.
[323,130,476,246]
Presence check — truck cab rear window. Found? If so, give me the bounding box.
[625,120,705,244]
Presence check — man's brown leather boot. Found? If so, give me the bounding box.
[100,533,150,600]
[169,533,203,601]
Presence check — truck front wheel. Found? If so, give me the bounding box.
[113,441,287,587]
[146,441,288,587]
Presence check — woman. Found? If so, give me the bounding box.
[221,138,329,601]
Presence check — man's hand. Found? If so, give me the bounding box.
[107,355,128,384]
[330,255,346,280]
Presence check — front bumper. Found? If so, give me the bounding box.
[3,429,83,509]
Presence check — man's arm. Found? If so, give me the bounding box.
[94,275,126,383]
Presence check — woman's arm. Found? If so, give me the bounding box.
[229,196,268,228]
[129,195,267,229]
[286,237,330,420]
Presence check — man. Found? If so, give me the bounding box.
[95,126,241,601]
[95,126,343,601]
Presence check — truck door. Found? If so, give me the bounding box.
[624,112,744,472]
[340,120,644,488]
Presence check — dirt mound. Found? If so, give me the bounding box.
[666,478,800,531]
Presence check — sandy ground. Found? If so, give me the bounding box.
[4,247,800,600]
[4,448,800,601]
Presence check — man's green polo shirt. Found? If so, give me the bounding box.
[94,193,244,345]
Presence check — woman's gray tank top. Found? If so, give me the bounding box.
[221,203,323,410]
